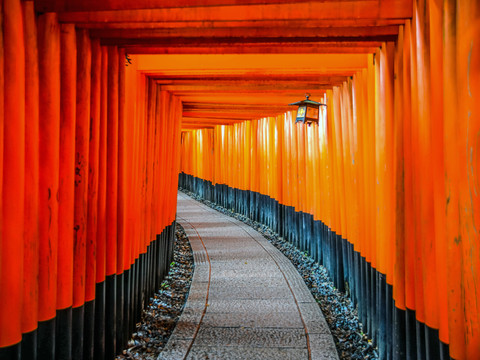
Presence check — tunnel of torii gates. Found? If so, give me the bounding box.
[0,0,479,359]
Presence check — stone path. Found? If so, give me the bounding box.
[158,192,339,360]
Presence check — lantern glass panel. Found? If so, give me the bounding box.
[296,105,307,122]
[306,106,319,120]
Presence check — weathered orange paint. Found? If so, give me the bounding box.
[456,0,480,357]
[96,46,108,284]
[57,22,76,311]
[37,12,60,323]
[86,39,101,301]
[0,0,25,347]
[22,0,40,334]
[106,46,119,276]
[73,29,91,308]
[117,47,126,275]
[429,0,448,344]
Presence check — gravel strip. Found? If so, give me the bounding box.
[179,188,378,360]
[116,223,194,360]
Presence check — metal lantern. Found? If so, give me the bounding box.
[289,94,326,125]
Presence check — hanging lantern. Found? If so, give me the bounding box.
[289,93,326,125]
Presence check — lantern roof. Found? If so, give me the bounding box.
[289,94,325,107]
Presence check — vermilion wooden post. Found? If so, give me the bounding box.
[415,2,440,347]
[158,91,168,230]
[456,1,480,357]
[443,1,464,357]
[57,22,76,360]
[106,45,119,358]
[392,26,407,359]
[22,2,40,358]
[37,12,60,359]
[163,92,173,228]
[117,48,126,279]
[86,38,101,360]
[144,79,154,249]
[172,97,183,210]
[124,53,137,272]
[94,45,109,360]
[0,0,25,356]
[409,6,427,355]
[402,19,416,323]
[73,29,91,360]
[153,86,162,236]
[428,0,448,349]
[116,46,126,350]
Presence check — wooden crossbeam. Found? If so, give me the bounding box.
[57,1,412,24]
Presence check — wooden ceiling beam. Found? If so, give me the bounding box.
[90,25,399,40]
[159,84,335,92]
[155,76,348,85]
[183,102,298,109]
[100,38,393,49]
[152,74,349,82]
[135,53,368,73]
[58,1,412,24]
[37,0,315,13]
[126,44,379,54]
[70,19,406,30]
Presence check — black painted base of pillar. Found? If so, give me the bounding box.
[0,343,21,360]
[179,172,454,360]
[84,300,95,360]
[37,317,55,360]
[105,274,117,359]
[56,307,72,360]
[94,281,105,360]
[21,329,37,360]
[72,305,84,360]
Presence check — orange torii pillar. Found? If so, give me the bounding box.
[0,6,184,358]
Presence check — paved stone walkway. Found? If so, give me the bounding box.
[158,192,339,360]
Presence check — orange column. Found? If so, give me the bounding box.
[0,0,25,349]
[409,12,425,323]
[443,0,463,357]
[86,39,101,307]
[106,46,119,277]
[415,0,438,331]
[124,55,138,269]
[429,0,448,345]
[96,46,108,287]
[456,0,480,357]
[402,20,416,313]
[393,26,406,311]
[106,45,119,358]
[117,48,126,276]
[58,21,75,315]
[73,29,91,310]
[37,9,60,325]
[22,0,39,340]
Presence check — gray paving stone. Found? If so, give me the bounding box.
[200,311,304,329]
[193,327,307,348]
[206,284,293,300]
[298,302,331,334]
[158,339,191,360]
[200,299,297,314]
[308,333,340,360]
[187,346,309,360]
[209,277,287,287]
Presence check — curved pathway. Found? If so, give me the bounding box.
[158,192,339,360]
